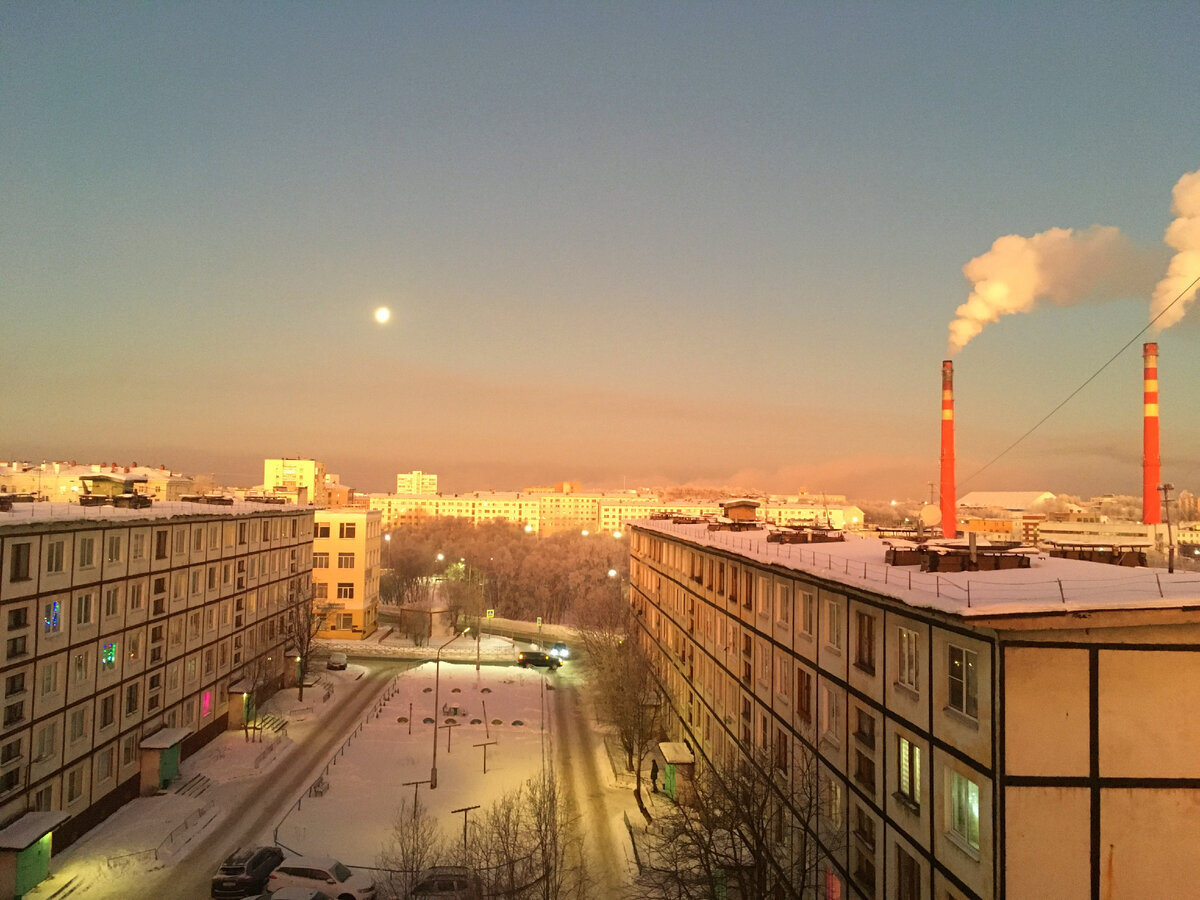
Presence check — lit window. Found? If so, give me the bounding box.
[898,627,919,691]
[897,736,920,809]
[949,770,980,850]
[948,645,978,719]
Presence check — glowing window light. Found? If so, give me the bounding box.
[101,643,116,669]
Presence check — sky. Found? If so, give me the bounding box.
[4,2,1199,501]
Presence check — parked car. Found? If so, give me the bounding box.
[269,888,334,900]
[409,865,483,899]
[267,856,376,900]
[326,652,348,670]
[517,650,561,670]
[211,845,284,898]
[549,641,570,659]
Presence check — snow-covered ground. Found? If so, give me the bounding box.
[25,625,649,899]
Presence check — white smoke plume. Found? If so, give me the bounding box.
[948,225,1162,354]
[1150,169,1200,331]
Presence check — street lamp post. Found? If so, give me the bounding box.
[431,628,469,789]
[1160,483,1176,574]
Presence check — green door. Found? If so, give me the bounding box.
[159,744,181,789]
[663,762,677,799]
[14,833,52,897]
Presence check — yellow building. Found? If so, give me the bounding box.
[395,470,438,494]
[262,458,326,507]
[0,462,214,504]
[311,510,380,639]
[629,517,1200,899]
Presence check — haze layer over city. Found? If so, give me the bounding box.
[4,4,1199,501]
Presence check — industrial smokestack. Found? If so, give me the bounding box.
[1143,342,1162,525]
[940,360,957,539]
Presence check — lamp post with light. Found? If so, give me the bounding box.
[431,628,469,789]
[1159,483,1176,574]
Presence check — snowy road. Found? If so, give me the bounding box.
[551,661,632,899]
[125,660,410,900]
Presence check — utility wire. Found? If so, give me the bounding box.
[962,273,1200,487]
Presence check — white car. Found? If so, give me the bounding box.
[267,857,376,900]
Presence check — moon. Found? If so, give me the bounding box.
[374,306,391,324]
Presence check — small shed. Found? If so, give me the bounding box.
[718,499,760,523]
[139,727,191,795]
[0,811,69,899]
[658,741,695,804]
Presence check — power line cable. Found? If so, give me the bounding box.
[962,273,1200,487]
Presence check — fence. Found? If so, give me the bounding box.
[105,800,214,868]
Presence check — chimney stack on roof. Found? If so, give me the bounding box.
[940,360,958,539]
[1143,342,1162,525]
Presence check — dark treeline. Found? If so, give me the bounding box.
[380,518,629,626]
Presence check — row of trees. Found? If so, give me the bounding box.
[378,772,588,899]
[380,519,629,625]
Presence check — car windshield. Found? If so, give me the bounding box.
[331,861,352,881]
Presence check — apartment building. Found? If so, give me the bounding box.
[312,510,380,639]
[629,518,1200,899]
[262,458,326,507]
[395,470,438,494]
[0,500,312,884]
[0,462,214,504]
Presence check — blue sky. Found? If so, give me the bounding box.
[4,2,1198,499]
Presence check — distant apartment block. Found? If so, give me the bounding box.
[262,458,326,507]
[0,501,313,872]
[629,517,1200,899]
[395,470,438,494]
[369,486,862,537]
[312,510,380,639]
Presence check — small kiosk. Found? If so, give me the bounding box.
[139,728,192,795]
[657,741,695,804]
[0,811,69,899]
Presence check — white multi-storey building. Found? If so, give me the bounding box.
[395,470,438,495]
[630,517,1200,899]
[0,500,312,886]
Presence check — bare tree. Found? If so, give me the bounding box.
[640,745,834,899]
[290,592,333,701]
[378,795,446,898]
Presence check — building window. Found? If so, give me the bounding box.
[800,591,814,636]
[854,708,876,749]
[6,636,27,658]
[948,645,978,719]
[67,766,83,803]
[898,627,920,691]
[819,684,841,744]
[78,537,95,568]
[40,662,58,696]
[312,553,329,569]
[129,583,144,610]
[35,723,56,761]
[0,769,20,794]
[154,530,168,560]
[337,583,354,600]
[853,804,875,850]
[797,668,813,723]
[101,642,117,670]
[45,541,64,575]
[75,593,93,626]
[774,583,791,624]
[125,683,139,716]
[7,542,30,585]
[97,745,115,781]
[100,693,115,728]
[337,553,355,568]
[174,529,186,553]
[0,738,20,765]
[338,522,356,539]
[74,651,90,683]
[855,611,875,674]
[897,847,920,900]
[69,708,85,742]
[43,600,61,635]
[949,770,981,851]
[105,535,122,563]
[827,778,843,829]
[131,532,146,560]
[854,749,875,795]
[898,736,920,809]
[4,674,24,697]
[3,702,24,727]
[7,608,27,631]
[104,587,120,617]
[315,523,330,538]
[825,599,842,651]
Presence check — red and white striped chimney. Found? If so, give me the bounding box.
[940,360,957,539]
[1143,342,1162,525]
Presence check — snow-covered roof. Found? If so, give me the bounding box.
[630,519,1200,619]
[139,728,192,750]
[0,812,70,850]
[0,500,311,532]
[957,491,1055,511]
